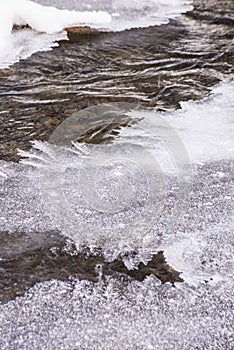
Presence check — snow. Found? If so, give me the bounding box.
[0,0,111,67]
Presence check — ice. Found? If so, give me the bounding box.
[18,119,194,261]
[123,80,234,165]
[35,0,193,30]
[0,159,54,233]
[0,0,111,68]
[0,0,111,40]
[0,29,67,69]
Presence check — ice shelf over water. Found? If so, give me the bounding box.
[1,80,233,273]
[34,0,194,30]
[9,80,231,263]
[0,0,193,68]
[123,80,234,166]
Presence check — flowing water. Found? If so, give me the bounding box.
[0,0,234,349]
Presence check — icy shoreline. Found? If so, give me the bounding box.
[0,0,193,68]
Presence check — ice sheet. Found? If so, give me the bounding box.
[123,80,234,166]
[0,0,111,67]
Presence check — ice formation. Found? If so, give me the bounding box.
[0,276,233,350]
[35,0,193,30]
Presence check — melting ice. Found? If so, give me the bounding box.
[0,0,111,39]
[123,80,234,167]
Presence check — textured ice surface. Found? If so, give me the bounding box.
[0,0,193,68]
[0,159,54,233]
[124,81,234,165]
[1,156,232,279]
[11,80,232,264]
[0,276,233,349]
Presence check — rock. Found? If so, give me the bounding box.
[65,26,103,42]
[66,26,99,34]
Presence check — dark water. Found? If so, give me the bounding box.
[0,0,233,303]
[0,0,233,161]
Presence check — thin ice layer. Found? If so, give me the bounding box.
[0,29,67,69]
[123,80,234,168]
